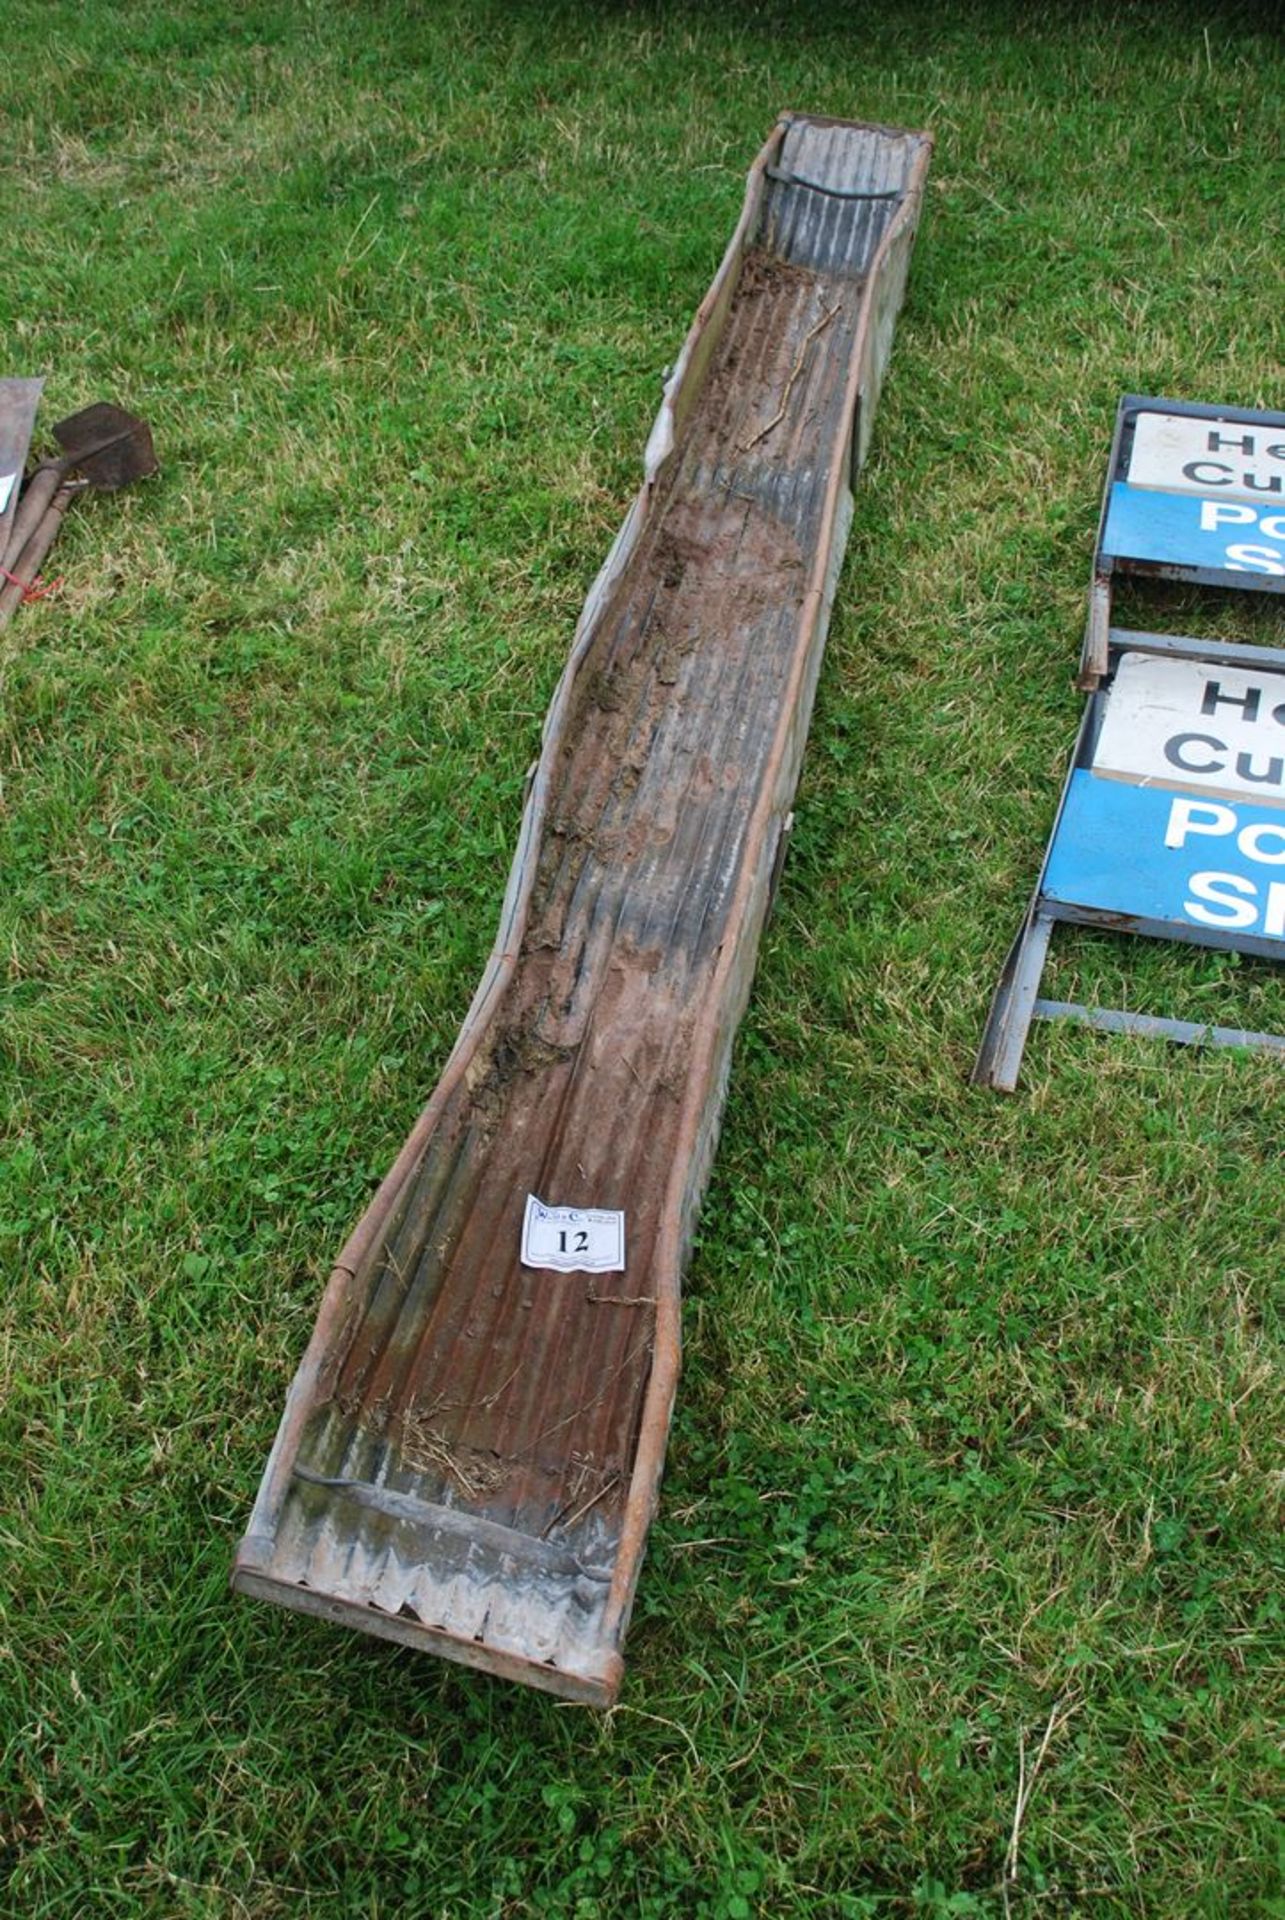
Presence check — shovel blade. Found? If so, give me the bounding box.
[54,401,157,489]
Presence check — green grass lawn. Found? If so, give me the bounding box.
[1,3,1281,1914]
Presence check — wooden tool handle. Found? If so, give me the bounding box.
[0,463,61,574]
[0,482,75,630]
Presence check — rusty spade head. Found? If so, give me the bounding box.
[53,401,157,489]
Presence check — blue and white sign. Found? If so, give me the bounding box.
[1045,771,1285,947]
[1101,402,1285,585]
[1103,485,1285,579]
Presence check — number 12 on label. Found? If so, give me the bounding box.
[521,1194,626,1274]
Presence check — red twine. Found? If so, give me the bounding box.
[1,566,62,603]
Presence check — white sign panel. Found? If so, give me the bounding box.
[1127,411,1285,504]
[521,1194,625,1274]
[1092,652,1285,810]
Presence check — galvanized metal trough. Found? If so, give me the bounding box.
[234,114,931,1703]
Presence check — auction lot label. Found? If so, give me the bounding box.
[521,1195,626,1274]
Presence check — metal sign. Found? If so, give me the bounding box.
[979,395,1285,1089]
[1042,642,1285,960]
[1048,649,1285,950]
[1102,396,1285,585]
[1080,395,1285,689]
[974,634,1285,1091]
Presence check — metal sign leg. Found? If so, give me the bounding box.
[972,910,1054,1092]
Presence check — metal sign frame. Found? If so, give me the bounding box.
[974,627,1285,1092]
[1079,394,1285,689]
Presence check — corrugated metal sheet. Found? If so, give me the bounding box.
[234,114,932,1703]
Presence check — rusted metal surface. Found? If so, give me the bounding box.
[234,113,932,1701]
[55,400,157,493]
